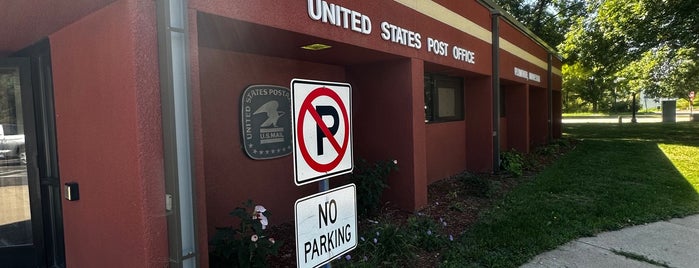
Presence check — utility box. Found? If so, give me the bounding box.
[662,100,676,122]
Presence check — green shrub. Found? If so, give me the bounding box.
[406,215,449,251]
[209,200,282,268]
[500,150,524,177]
[350,158,399,218]
[607,98,641,113]
[333,222,415,267]
[458,172,493,198]
[333,215,456,267]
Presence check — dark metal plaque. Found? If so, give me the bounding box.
[241,85,292,160]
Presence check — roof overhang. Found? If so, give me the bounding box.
[0,0,117,57]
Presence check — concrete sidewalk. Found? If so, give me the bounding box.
[521,214,699,268]
[562,113,694,124]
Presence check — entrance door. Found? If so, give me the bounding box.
[0,58,41,266]
[0,40,64,267]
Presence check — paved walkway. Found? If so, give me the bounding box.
[521,214,699,268]
[562,113,694,124]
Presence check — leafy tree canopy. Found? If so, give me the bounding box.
[598,0,699,52]
[493,0,587,47]
[495,0,699,111]
[597,0,699,99]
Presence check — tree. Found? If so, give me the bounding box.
[498,0,699,113]
[615,49,658,96]
[0,72,19,124]
[598,0,699,101]
[562,62,595,111]
[598,0,699,52]
[645,47,699,100]
[558,2,633,112]
[493,0,587,47]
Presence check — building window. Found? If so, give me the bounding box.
[424,74,464,123]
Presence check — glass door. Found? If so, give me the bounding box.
[0,57,41,267]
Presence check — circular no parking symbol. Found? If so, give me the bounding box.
[291,79,353,185]
[297,87,350,172]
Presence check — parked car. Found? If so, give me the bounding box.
[0,124,25,165]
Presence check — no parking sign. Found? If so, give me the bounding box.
[291,79,353,186]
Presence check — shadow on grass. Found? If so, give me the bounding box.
[441,122,699,268]
[564,122,699,146]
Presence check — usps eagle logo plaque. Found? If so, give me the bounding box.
[241,85,292,160]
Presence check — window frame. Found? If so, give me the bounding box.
[424,74,464,123]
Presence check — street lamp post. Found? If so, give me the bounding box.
[631,92,637,123]
[690,91,695,119]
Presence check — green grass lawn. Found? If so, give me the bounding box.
[442,122,699,268]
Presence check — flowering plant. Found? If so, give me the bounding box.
[209,200,282,268]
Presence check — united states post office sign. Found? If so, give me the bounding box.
[241,85,292,160]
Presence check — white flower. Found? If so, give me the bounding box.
[392,159,398,165]
[251,234,259,242]
[254,205,267,213]
[268,237,275,244]
[252,205,269,229]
